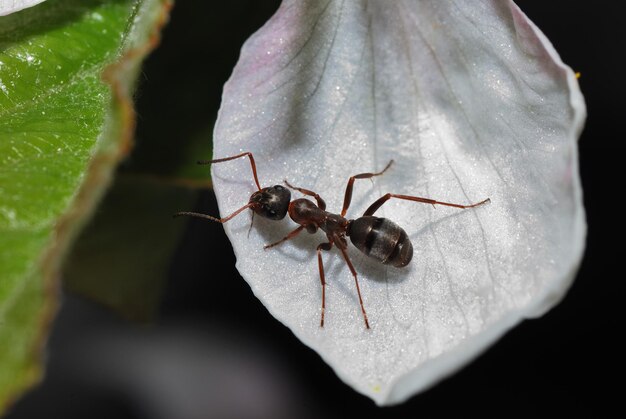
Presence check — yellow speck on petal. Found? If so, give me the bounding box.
[372,385,381,393]
[575,71,581,79]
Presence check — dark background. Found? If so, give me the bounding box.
[7,1,623,418]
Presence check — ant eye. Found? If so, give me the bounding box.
[275,185,284,190]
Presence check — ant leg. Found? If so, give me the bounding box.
[341,160,394,217]
[316,241,333,327]
[284,180,326,210]
[363,193,490,216]
[264,225,305,249]
[336,244,370,329]
[198,151,262,191]
[174,202,254,223]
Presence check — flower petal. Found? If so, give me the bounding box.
[212,0,585,405]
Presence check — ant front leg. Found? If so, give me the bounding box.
[363,193,490,216]
[284,180,326,210]
[341,160,394,217]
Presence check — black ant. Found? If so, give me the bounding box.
[175,152,490,329]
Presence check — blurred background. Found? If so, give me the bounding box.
[6,0,623,418]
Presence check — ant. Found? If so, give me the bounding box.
[175,152,490,329]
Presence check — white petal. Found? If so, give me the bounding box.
[0,0,46,16]
[212,0,585,405]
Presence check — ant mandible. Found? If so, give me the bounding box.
[175,152,490,329]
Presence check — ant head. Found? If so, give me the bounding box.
[249,185,291,220]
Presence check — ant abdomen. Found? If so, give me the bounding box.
[347,216,413,268]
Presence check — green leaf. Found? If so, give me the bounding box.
[0,0,172,410]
